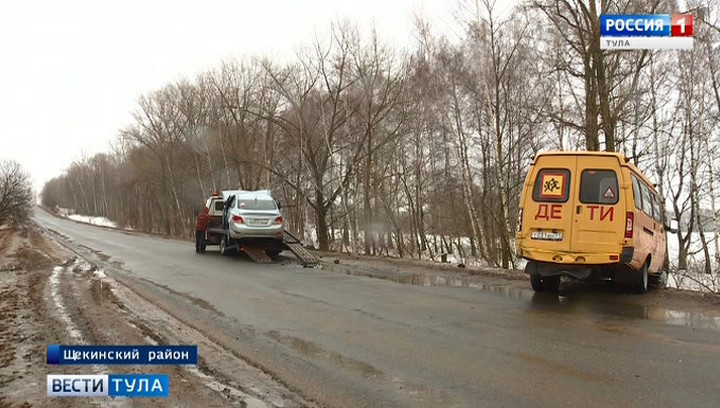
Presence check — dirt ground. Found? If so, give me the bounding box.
[0,225,309,408]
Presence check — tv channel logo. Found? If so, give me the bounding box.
[47,374,169,398]
[600,14,693,50]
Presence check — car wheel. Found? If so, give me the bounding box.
[220,236,233,256]
[635,261,649,294]
[530,274,560,292]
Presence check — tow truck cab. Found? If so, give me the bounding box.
[205,192,224,230]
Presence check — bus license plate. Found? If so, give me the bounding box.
[531,231,563,241]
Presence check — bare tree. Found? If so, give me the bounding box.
[0,160,33,226]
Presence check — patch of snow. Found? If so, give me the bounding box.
[665,231,719,293]
[666,231,718,272]
[68,214,118,228]
[667,271,719,293]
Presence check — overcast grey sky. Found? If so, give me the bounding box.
[0,0,462,191]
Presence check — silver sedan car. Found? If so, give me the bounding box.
[225,191,284,241]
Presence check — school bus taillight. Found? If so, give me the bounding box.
[625,212,634,239]
[517,209,523,232]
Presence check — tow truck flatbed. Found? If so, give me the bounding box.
[204,226,317,266]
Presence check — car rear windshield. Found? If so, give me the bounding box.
[532,169,571,203]
[580,169,619,205]
[236,198,276,211]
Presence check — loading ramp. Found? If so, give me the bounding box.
[243,246,274,264]
[204,226,317,266]
[282,230,318,267]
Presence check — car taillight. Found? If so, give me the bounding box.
[232,215,244,224]
[517,209,523,232]
[625,212,634,239]
[274,216,283,224]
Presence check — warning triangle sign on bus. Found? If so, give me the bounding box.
[603,186,615,199]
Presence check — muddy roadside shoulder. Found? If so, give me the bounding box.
[38,222,317,408]
[0,225,79,407]
[0,224,256,407]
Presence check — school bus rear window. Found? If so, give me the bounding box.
[580,170,619,205]
[533,169,570,202]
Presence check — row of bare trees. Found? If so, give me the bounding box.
[41,1,720,272]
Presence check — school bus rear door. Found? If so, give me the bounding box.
[570,156,624,256]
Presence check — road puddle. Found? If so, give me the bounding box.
[342,268,531,298]
[530,292,720,330]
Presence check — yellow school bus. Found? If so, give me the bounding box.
[516,151,678,293]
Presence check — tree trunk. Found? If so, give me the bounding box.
[314,189,330,251]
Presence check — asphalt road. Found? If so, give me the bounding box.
[34,208,720,408]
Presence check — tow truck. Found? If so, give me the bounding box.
[196,190,317,266]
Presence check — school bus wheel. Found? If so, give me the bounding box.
[634,260,649,294]
[530,273,560,292]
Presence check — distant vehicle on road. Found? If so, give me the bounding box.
[516,151,678,293]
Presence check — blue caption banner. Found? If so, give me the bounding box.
[47,345,198,365]
[600,14,670,37]
[109,374,169,398]
[47,374,169,398]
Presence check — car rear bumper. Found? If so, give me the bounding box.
[228,223,284,240]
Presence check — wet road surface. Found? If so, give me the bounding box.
[34,208,720,407]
